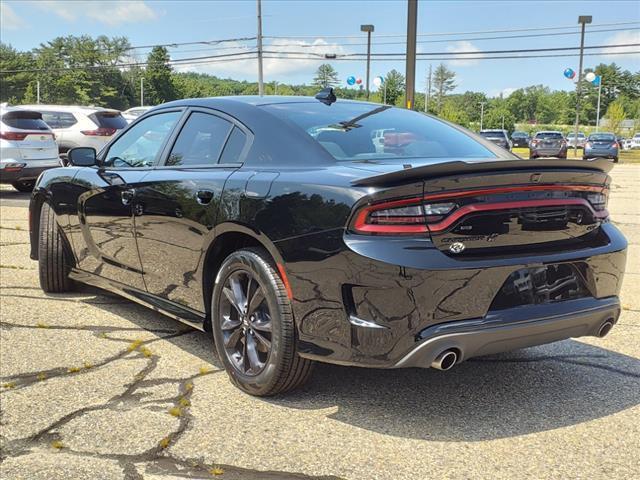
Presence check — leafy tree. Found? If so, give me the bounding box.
[382,69,405,106]
[438,100,469,127]
[605,100,626,135]
[432,63,456,112]
[313,64,339,89]
[483,108,515,133]
[0,43,35,103]
[144,46,177,105]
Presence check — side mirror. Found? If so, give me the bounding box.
[67,147,97,167]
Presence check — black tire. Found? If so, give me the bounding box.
[211,247,313,396]
[11,180,35,192]
[38,202,73,293]
[613,157,619,163]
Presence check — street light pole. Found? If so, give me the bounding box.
[573,15,592,157]
[480,102,486,130]
[425,64,432,113]
[595,76,603,132]
[361,24,374,101]
[405,0,418,109]
[257,0,264,96]
[140,77,144,106]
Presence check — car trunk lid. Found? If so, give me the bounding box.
[349,158,611,254]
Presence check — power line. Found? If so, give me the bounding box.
[264,21,640,39]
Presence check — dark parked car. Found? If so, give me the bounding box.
[479,129,511,151]
[29,94,627,396]
[529,131,568,159]
[511,130,530,148]
[584,133,619,162]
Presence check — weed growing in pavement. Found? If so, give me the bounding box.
[168,407,183,417]
[158,436,171,449]
[51,440,65,449]
[37,373,46,381]
[127,339,144,352]
[2,382,16,389]
[209,467,225,476]
[36,322,49,328]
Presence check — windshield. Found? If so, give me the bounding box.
[589,133,615,141]
[535,132,563,139]
[512,131,527,137]
[263,102,496,161]
[91,112,127,130]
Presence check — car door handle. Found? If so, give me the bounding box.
[121,189,135,205]
[196,189,214,205]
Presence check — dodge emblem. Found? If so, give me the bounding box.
[449,242,466,254]
[530,173,542,183]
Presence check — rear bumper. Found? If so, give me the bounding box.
[283,223,627,368]
[393,296,619,368]
[0,164,58,183]
[585,149,618,158]
[530,147,567,157]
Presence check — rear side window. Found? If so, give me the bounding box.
[1,111,49,130]
[91,112,127,130]
[219,127,247,164]
[40,111,77,129]
[166,112,232,167]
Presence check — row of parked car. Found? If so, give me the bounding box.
[479,128,639,162]
[0,104,151,191]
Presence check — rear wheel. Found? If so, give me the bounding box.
[38,202,73,293]
[211,248,314,396]
[11,180,35,192]
[613,157,619,163]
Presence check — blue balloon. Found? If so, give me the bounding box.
[347,76,356,86]
[563,68,575,79]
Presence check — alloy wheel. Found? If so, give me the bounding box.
[219,270,272,375]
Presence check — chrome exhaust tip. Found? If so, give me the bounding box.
[431,350,458,371]
[597,319,614,338]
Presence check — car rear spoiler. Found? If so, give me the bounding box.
[350,158,614,187]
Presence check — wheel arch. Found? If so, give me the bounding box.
[29,188,51,260]
[201,223,288,331]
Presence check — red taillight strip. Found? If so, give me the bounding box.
[427,198,607,233]
[423,184,606,202]
[0,131,54,141]
[352,184,608,235]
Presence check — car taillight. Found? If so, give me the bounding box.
[0,131,53,141]
[611,142,618,149]
[353,199,456,234]
[530,139,538,146]
[587,192,608,211]
[81,127,117,136]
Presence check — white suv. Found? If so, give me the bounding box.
[122,106,152,123]
[0,107,60,192]
[21,105,127,153]
[631,133,640,149]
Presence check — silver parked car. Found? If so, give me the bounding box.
[529,131,567,159]
[21,105,127,153]
[0,107,60,192]
[584,132,619,163]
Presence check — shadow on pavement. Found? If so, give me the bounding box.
[0,187,31,208]
[33,284,640,443]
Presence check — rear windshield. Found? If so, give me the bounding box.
[479,131,505,139]
[535,132,563,139]
[512,131,528,137]
[263,102,496,161]
[90,112,128,130]
[589,133,615,141]
[1,111,49,130]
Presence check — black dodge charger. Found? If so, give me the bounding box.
[29,93,627,396]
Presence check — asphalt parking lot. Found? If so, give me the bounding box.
[1,166,639,480]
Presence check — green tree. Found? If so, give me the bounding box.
[605,100,626,135]
[0,43,35,103]
[438,100,469,127]
[313,64,339,89]
[144,46,177,105]
[382,69,404,106]
[432,63,456,112]
[483,108,515,133]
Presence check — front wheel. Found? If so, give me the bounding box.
[11,180,35,192]
[613,157,619,163]
[211,248,314,396]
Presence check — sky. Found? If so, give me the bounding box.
[1,0,639,97]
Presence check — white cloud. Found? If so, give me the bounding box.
[1,3,26,30]
[445,41,483,67]
[601,31,640,58]
[32,0,159,26]
[175,38,350,79]
[500,87,516,98]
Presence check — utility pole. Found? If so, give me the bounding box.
[361,25,374,101]
[405,0,418,109]
[501,114,505,131]
[479,102,486,130]
[573,15,592,156]
[140,77,144,106]
[257,0,264,96]
[36,81,40,104]
[425,64,432,113]
[595,76,603,132]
